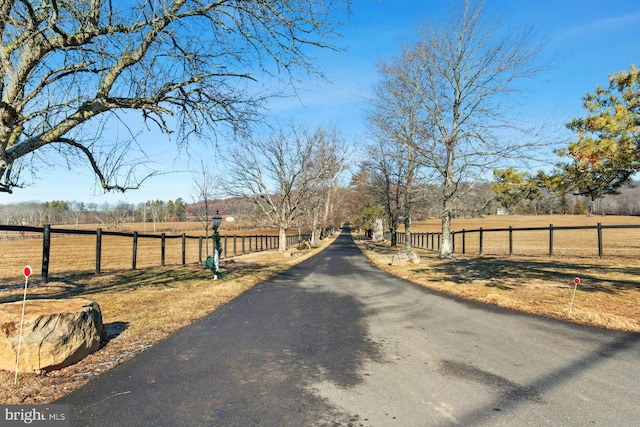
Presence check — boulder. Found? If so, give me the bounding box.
[0,298,106,374]
[391,250,421,266]
[391,252,408,266]
[408,251,421,264]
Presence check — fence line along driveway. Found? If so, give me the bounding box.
[0,225,310,285]
[389,222,640,258]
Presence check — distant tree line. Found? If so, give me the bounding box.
[0,199,185,229]
[3,174,639,235]
[348,174,640,237]
[0,198,214,230]
[0,191,355,235]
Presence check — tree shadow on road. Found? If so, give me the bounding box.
[444,331,640,426]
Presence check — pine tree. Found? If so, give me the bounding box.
[556,65,640,200]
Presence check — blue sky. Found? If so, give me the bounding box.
[4,0,640,205]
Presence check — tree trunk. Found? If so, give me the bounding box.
[404,216,412,251]
[440,202,453,257]
[278,228,287,253]
[205,226,210,258]
[440,143,455,258]
[310,208,320,245]
[322,188,334,239]
[404,160,414,252]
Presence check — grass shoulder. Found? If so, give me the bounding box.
[0,236,336,405]
[354,237,640,334]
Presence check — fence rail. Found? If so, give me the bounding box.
[0,225,310,285]
[386,222,640,259]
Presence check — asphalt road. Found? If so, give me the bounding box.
[58,228,640,426]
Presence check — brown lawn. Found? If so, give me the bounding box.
[400,214,640,259]
[355,216,640,334]
[0,224,302,287]
[0,236,335,405]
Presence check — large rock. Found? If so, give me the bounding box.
[391,250,421,266]
[0,298,106,374]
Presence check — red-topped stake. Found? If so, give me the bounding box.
[15,265,32,384]
[569,277,581,316]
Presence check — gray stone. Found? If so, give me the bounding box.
[391,250,421,266]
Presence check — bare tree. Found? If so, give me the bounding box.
[0,0,351,195]
[301,127,349,243]
[146,200,165,233]
[368,54,424,249]
[137,202,149,232]
[189,160,219,258]
[372,0,546,257]
[225,125,335,253]
[99,201,133,230]
[365,143,399,246]
[67,201,85,229]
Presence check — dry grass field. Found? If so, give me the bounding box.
[0,222,299,287]
[408,214,640,232]
[0,236,335,405]
[355,215,640,335]
[67,220,284,235]
[402,215,640,258]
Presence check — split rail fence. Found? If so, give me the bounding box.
[387,223,640,259]
[0,225,310,285]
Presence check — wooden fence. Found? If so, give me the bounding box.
[387,223,640,259]
[0,225,310,284]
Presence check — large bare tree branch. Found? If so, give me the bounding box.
[0,0,350,194]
